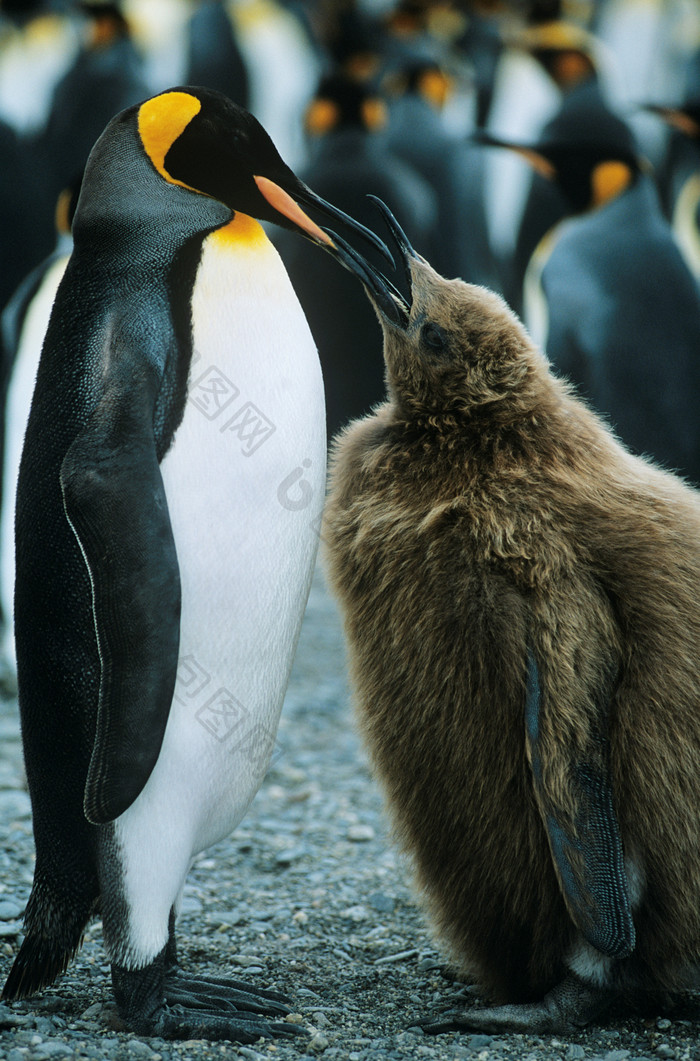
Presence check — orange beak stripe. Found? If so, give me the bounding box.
[517,148,557,180]
[254,175,335,246]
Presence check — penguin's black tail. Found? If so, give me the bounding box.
[2,880,96,1001]
[2,934,79,1001]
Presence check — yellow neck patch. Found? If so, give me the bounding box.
[210,212,269,250]
[138,91,201,188]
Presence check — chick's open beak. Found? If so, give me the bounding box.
[324,196,416,329]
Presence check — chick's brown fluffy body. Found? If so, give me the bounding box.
[323,262,700,1004]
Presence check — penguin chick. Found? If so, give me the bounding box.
[1,86,386,1042]
[324,202,700,1034]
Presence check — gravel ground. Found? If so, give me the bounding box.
[0,564,698,1061]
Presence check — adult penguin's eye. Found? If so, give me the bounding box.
[421,321,449,353]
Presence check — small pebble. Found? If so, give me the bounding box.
[31,1044,74,1059]
[0,900,22,920]
[275,847,306,865]
[655,1047,675,1060]
[34,1018,56,1035]
[213,908,245,926]
[656,1018,672,1031]
[566,1048,586,1061]
[374,948,418,965]
[0,922,23,937]
[309,1032,330,1052]
[368,892,394,914]
[0,792,31,819]
[179,894,203,914]
[340,905,368,923]
[347,825,375,842]
[0,1004,31,1028]
[468,1034,493,1051]
[126,1040,159,1057]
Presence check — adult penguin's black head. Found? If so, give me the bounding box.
[476,91,641,215]
[134,86,389,259]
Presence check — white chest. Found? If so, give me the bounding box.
[122,221,326,852]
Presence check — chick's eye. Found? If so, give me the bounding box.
[421,321,448,352]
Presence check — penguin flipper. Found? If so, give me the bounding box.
[60,362,181,826]
[524,649,635,959]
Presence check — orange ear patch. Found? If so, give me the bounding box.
[591,160,633,208]
[305,98,340,137]
[138,91,201,187]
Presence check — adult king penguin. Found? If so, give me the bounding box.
[645,99,700,282]
[478,96,700,486]
[324,201,700,1033]
[1,86,385,1042]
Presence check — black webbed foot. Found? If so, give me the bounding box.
[112,947,307,1042]
[415,973,614,1035]
[163,967,291,1019]
[166,967,289,1008]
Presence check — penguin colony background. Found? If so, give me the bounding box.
[2,0,700,1046]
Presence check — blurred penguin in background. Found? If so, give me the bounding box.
[501,15,608,311]
[455,2,504,130]
[226,0,320,169]
[0,0,80,292]
[316,2,388,87]
[37,0,149,211]
[0,175,81,692]
[384,57,500,289]
[0,117,50,316]
[380,0,452,69]
[483,92,700,486]
[645,99,700,284]
[184,0,250,108]
[0,0,79,136]
[278,71,438,439]
[591,0,696,156]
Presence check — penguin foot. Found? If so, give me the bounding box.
[145,1007,304,1042]
[415,973,614,1035]
[112,955,307,1042]
[163,967,290,1017]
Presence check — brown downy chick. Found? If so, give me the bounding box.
[323,202,700,1034]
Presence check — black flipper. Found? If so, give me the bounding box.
[525,649,635,959]
[60,359,181,825]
